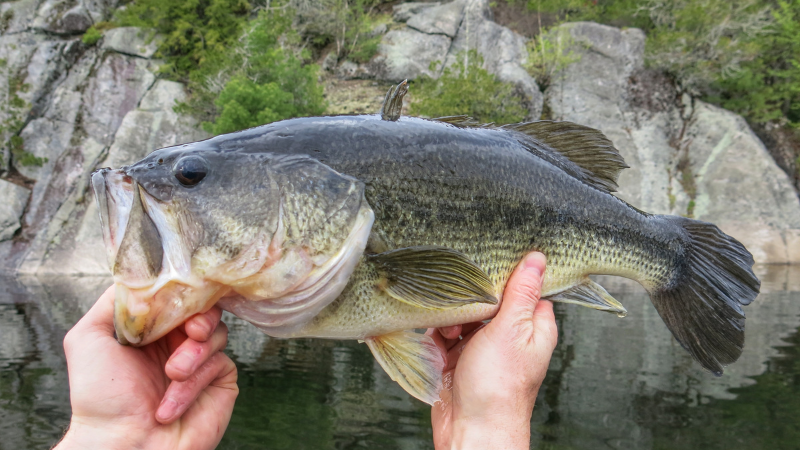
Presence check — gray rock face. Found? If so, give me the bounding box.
[392,2,441,22]
[373,0,542,119]
[371,28,451,81]
[1,0,43,34]
[102,27,163,58]
[0,180,29,241]
[0,21,203,273]
[18,79,206,275]
[546,21,800,263]
[32,0,93,34]
[407,0,464,37]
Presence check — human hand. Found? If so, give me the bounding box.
[54,285,238,450]
[428,252,557,450]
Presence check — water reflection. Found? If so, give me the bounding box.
[1,266,799,449]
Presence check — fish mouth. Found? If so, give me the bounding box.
[92,168,223,346]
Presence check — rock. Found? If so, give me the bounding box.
[0,180,29,241]
[369,23,387,37]
[321,51,338,72]
[82,0,120,24]
[11,49,157,275]
[20,79,207,275]
[335,60,364,79]
[392,2,440,22]
[442,0,543,119]
[685,101,800,263]
[407,0,464,37]
[1,0,42,34]
[371,28,451,81]
[32,0,92,34]
[102,27,163,58]
[545,21,800,263]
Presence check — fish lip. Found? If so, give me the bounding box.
[93,168,138,272]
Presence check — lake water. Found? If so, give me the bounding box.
[1,266,799,450]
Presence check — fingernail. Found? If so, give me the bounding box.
[523,252,545,275]
[157,397,178,421]
[170,352,194,375]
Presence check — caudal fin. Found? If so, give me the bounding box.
[650,216,760,376]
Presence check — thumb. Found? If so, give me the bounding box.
[494,252,547,326]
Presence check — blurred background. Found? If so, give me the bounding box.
[1,0,799,448]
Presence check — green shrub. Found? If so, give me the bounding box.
[524,25,582,91]
[296,0,385,62]
[195,9,326,134]
[411,50,528,124]
[82,26,102,46]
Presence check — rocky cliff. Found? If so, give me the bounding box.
[1,0,798,275]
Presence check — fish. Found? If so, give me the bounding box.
[91,82,760,404]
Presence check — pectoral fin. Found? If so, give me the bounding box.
[365,330,445,405]
[547,279,627,317]
[369,246,497,310]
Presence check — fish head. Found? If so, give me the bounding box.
[92,144,373,346]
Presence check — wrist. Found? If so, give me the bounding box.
[53,418,146,450]
[449,413,531,450]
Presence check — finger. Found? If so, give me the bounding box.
[184,306,223,342]
[165,322,229,382]
[428,328,449,363]
[165,327,189,355]
[494,252,546,326]
[437,325,461,340]
[532,299,558,352]
[156,352,237,424]
[444,322,487,370]
[69,285,116,338]
[460,321,484,337]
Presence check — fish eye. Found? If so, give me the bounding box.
[173,156,208,187]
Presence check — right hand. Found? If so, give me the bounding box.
[55,286,238,450]
[428,252,558,450]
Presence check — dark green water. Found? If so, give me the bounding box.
[1,266,799,450]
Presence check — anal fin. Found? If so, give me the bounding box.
[547,279,627,317]
[365,330,445,405]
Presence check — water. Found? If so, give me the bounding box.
[1,266,799,450]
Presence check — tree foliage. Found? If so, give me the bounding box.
[117,0,252,80]
[518,0,800,127]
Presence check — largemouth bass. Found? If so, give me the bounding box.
[91,84,760,404]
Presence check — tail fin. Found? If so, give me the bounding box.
[650,216,760,376]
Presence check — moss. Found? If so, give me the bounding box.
[82,26,102,46]
[686,199,696,218]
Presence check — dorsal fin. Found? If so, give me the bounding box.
[502,121,629,193]
[380,80,408,121]
[433,115,628,193]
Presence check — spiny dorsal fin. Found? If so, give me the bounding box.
[502,121,629,193]
[380,80,408,121]
[432,116,628,194]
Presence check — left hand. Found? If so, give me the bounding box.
[54,285,238,450]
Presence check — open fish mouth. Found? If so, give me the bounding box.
[91,168,225,346]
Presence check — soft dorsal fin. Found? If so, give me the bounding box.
[503,121,629,193]
[432,115,628,193]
